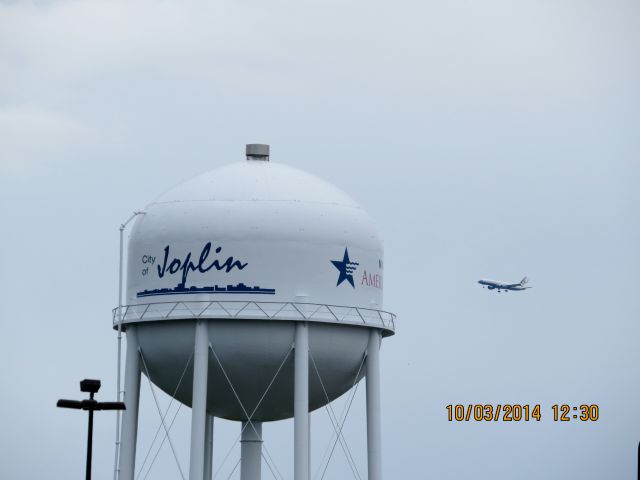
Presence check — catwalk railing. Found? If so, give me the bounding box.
[112,301,396,334]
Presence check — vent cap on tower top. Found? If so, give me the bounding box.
[246,144,270,161]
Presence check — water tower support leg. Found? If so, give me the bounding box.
[366,329,382,480]
[204,414,214,480]
[294,322,309,480]
[189,320,210,480]
[119,326,141,480]
[240,421,262,480]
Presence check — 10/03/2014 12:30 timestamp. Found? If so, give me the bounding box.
[446,404,600,422]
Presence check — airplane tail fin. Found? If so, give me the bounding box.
[520,276,529,286]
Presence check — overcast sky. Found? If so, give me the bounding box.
[1,0,639,479]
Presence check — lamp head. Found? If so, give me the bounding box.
[80,379,101,394]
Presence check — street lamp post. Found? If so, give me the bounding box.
[57,379,126,480]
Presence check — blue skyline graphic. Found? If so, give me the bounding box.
[137,282,276,297]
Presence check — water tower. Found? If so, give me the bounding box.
[115,144,395,480]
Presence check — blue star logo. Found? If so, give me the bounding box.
[331,248,359,288]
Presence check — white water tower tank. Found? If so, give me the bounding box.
[116,144,395,480]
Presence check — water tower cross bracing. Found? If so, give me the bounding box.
[114,144,395,480]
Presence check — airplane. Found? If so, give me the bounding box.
[478,276,531,292]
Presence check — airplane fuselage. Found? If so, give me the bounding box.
[478,278,530,291]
